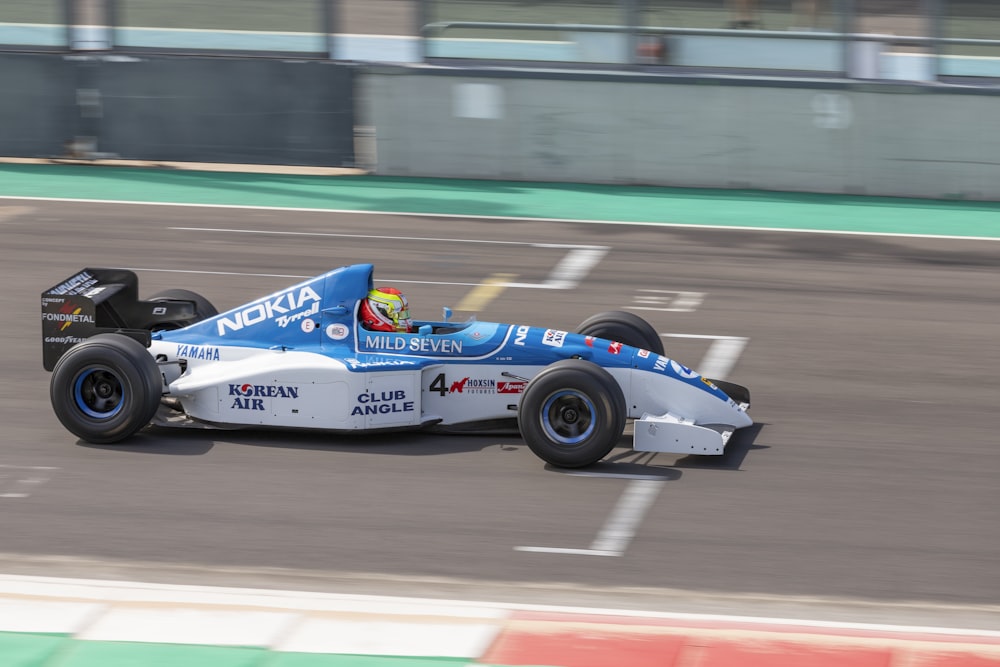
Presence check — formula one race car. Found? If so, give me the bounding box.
[41,264,751,468]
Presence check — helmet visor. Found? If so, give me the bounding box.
[369,291,410,329]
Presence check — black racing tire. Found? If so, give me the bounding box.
[148,289,219,330]
[518,359,627,468]
[50,334,162,444]
[575,310,664,356]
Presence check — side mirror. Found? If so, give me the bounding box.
[442,306,452,321]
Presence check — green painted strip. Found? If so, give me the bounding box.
[0,632,504,667]
[2,164,1000,239]
[0,632,71,667]
[60,641,266,667]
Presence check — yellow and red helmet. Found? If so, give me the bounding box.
[360,286,412,332]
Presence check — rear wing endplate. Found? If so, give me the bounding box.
[41,268,194,371]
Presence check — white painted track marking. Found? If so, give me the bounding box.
[631,289,704,312]
[663,334,749,380]
[0,597,103,633]
[79,606,297,646]
[276,617,501,656]
[503,246,609,290]
[588,480,664,554]
[2,574,999,640]
[157,228,609,290]
[169,226,608,248]
[559,471,670,481]
[0,205,34,223]
[515,480,664,557]
[0,465,57,499]
[514,546,619,557]
[125,267,487,286]
[5,195,1000,242]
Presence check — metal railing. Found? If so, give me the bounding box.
[422,20,1000,80]
[4,1,1000,82]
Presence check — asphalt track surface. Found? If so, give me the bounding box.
[1,169,999,632]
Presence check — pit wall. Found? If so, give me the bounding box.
[364,66,1000,200]
[0,52,356,167]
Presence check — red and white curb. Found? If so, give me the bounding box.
[1,574,999,665]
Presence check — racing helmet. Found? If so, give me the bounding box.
[360,286,413,332]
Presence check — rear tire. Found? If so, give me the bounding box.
[148,289,218,330]
[50,334,162,444]
[518,359,626,468]
[576,310,664,355]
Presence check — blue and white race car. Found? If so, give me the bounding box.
[41,264,751,468]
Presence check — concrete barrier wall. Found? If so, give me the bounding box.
[95,56,355,165]
[0,53,78,157]
[365,67,1000,200]
[0,53,356,166]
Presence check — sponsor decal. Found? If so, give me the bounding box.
[42,302,95,331]
[276,301,319,329]
[326,323,349,340]
[411,337,462,354]
[542,329,566,348]
[175,344,220,362]
[670,359,699,379]
[48,271,97,296]
[701,377,718,390]
[584,336,595,347]
[151,306,167,316]
[364,335,463,355]
[513,325,529,346]
[638,349,650,358]
[429,373,517,396]
[44,335,86,345]
[448,377,495,394]
[351,390,414,416]
[344,357,413,369]
[230,383,299,398]
[654,355,669,372]
[608,341,623,354]
[301,318,316,333]
[228,383,299,410]
[216,286,321,336]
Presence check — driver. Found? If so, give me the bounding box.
[359,286,413,333]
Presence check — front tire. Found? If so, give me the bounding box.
[576,310,664,355]
[50,334,162,444]
[518,359,626,468]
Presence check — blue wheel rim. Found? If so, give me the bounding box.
[540,390,596,445]
[73,366,125,419]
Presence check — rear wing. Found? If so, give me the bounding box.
[41,268,196,371]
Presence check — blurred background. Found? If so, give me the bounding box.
[2,1,999,195]
[3,1,1000,77]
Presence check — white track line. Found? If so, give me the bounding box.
[515,480,663,557]
[4,195,999,242]
[1,575,998,640]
